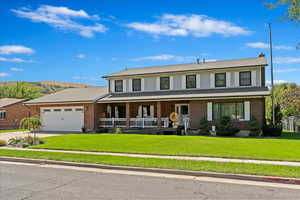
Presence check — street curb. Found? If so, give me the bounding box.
[1,156,300,185]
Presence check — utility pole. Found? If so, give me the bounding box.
[268,22,275,125]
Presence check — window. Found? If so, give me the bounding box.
[213,102,244,120]
[43,109,51,112]
[215,73,226,87]
[75,108,83,111]
[239,71,251,86]
[64,108,72,112]
[0,110,6,120]
[53,109,61,112]
[115,80,123,92]
[160,77,170,90]
[186,75,196,89]
[132,78,141,91]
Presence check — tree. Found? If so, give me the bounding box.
[19,116,42,140]
[265,83,299,122]
[265,0,300,22]
[0,82,42,99]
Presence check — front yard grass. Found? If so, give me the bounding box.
[1,149,300,178]
[0,129,28,133]
[31,132,300,162]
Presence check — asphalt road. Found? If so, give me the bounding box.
[1,162,300,200]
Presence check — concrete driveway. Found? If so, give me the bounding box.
[0,132,63,142]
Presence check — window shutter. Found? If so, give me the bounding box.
[235,72,239,87]
[123,80,126,92]
[110,80,115,92]
[170,76,173,90]
[226,72,231,87]
[251,71,257,86]
[244,101,250,120]
[141,78,145,91]
[196,74,201,88]
[207,102,213,121]
[128,79,132,92]
[182,75,186,89]
[156,77,160,90]
[150,105,154,118]
[210,73,215,88]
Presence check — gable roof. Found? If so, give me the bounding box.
[103,56,268,78]
[0,98,26,108]
[25,87,108,105]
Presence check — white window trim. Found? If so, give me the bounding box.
[0,110,6,120]
[196,74,201,88]
[141,78,145,92]
[234,72,239,87]
[182,75,186,89]
[128,79,132,92]
[226,72,231,88]
[210,73,215,88]
[170,76,173,90]
[251,70,257,86]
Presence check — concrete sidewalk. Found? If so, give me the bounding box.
[2,147,300,167]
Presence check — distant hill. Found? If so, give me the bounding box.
[0,81,93,95]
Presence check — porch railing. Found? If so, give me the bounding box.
[99,117,169,128]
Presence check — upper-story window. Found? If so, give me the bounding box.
[160,77,170,90]
[115,80,123,92]
[186,75,196,89]
[132,79,141,91]
[215,73,226,87]
[0,110,6,120]
[239,71,251,86]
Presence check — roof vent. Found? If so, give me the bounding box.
[258,53,265,57]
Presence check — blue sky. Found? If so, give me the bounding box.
[0,0,299,86]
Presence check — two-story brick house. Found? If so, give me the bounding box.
[26,54,269,133]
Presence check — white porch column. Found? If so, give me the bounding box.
[207,102,213,121]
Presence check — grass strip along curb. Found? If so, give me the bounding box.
[1,149,300,181]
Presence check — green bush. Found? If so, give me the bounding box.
[199,118,210,135]
[263,124,283,137]
[115,128,122,134]
[248,116,261,137]
[216,116,240,137]
[0,139,7,146]
[96,128,109,133]
[8,136,44,148]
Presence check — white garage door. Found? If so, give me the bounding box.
[40,106,84,131]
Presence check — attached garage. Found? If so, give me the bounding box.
[41,106,84,131]
[25,87,108,132]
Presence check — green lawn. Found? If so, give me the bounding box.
[1,149,300,178]
[32,132,300,162]
[0,129,28,133]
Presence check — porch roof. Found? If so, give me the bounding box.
[98,87,269,103]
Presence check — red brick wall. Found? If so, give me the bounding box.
[0,101,38,130]
[189,98,266,130]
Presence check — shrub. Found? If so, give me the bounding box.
[8,136,44,148]
[263,124,283,137]
[199,118,210,135]
[0,139,7,146]
[115,128,122,134]
[248,116,261,137]
[216,116,240,137]
[96,128,109,133]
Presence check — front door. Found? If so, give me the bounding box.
[175,104,189,125]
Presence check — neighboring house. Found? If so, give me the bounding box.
[26,54,269,133]
[0,98,37,130]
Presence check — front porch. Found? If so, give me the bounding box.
[98,101,190,129]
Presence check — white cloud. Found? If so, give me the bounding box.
[0,57,32,63]
[131,54,198,62]
[0,73,10,77]
[246,42,293,50]
[274,68,298,73]
[76,54,86,59]
[274,57,300,64]
[0,45,34,55]
[12,5,107,38]
[10,67,24,72]
[72,76,99,81]
[126,14,251,37]
[266,80,288,86]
